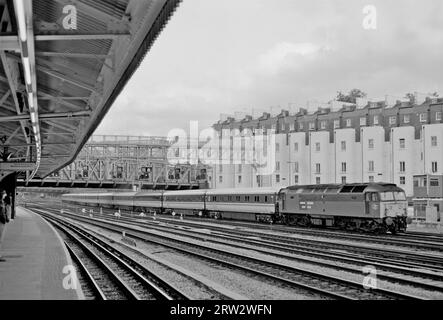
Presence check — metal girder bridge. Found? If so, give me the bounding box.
[17,135,211,190]
[0,0,181,187]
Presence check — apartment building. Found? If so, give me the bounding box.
[209,96,443,198]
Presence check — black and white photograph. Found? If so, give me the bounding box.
[0,0,442,312]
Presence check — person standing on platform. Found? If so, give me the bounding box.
[0,190,10,262]
[8,193,14,221]
[4,191,12,222]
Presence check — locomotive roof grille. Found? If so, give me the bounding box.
[286,183,404,194]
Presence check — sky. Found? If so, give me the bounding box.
[95,0,443,137]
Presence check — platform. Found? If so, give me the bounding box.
[0,207,83,299]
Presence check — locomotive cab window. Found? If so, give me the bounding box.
[380,192,395,201]
[394,192,406,201]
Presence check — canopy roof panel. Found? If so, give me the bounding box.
[0,0,180,179]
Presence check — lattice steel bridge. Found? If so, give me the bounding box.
[17,135,211,190]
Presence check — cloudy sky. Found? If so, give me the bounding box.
[95,0,443,137]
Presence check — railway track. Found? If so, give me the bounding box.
[52,201,443,253]
[39,211,190,300]
[49,206,443,294]
[52,204,443,273]
[30,206,425,300]
[65,209,443,289]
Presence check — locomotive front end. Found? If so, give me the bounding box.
[378,189,408,233]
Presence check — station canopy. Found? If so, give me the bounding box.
[0,0,180,179]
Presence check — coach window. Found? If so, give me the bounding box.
[264,196,268,202]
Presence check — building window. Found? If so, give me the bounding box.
[275,161,280,171]
[237,164,242,173]
[436,112,442,121]
[334,120,340,129]
[399,138,405,149]
[256,175,260,185]
[360,117,366,126]
[368,139,374,149]
[281,123,285,131]
[400,161,405,173]
[341,141,346,151]
[271,124,276,131]
[400,176,406,185]
[315,142,320,152]
[294,162,299,173]
[430,178,439,186]
[290,123,295,131]
[294,142,298,152]
[341,162,347,173]
[368,160,374,172]
[294,175,299,184]
[374,115,379,125]
[219,176,223,183]
[238,176,242,183]
[315,163,321,173]
[369,176,374,182]
[431,136,437,147]
[316,177,321,184]
[346,119,352,127]
[219,165,223,173]
[404,114,410,123]
[341,176,346,184]
[432,161,438,173]
[276,174,280,183]
[320,121,326,129]
[299,123,304,130]
[275,143,280,153]
[389,116,396,125]
[309,122,315,130]
[420,113,427,122]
